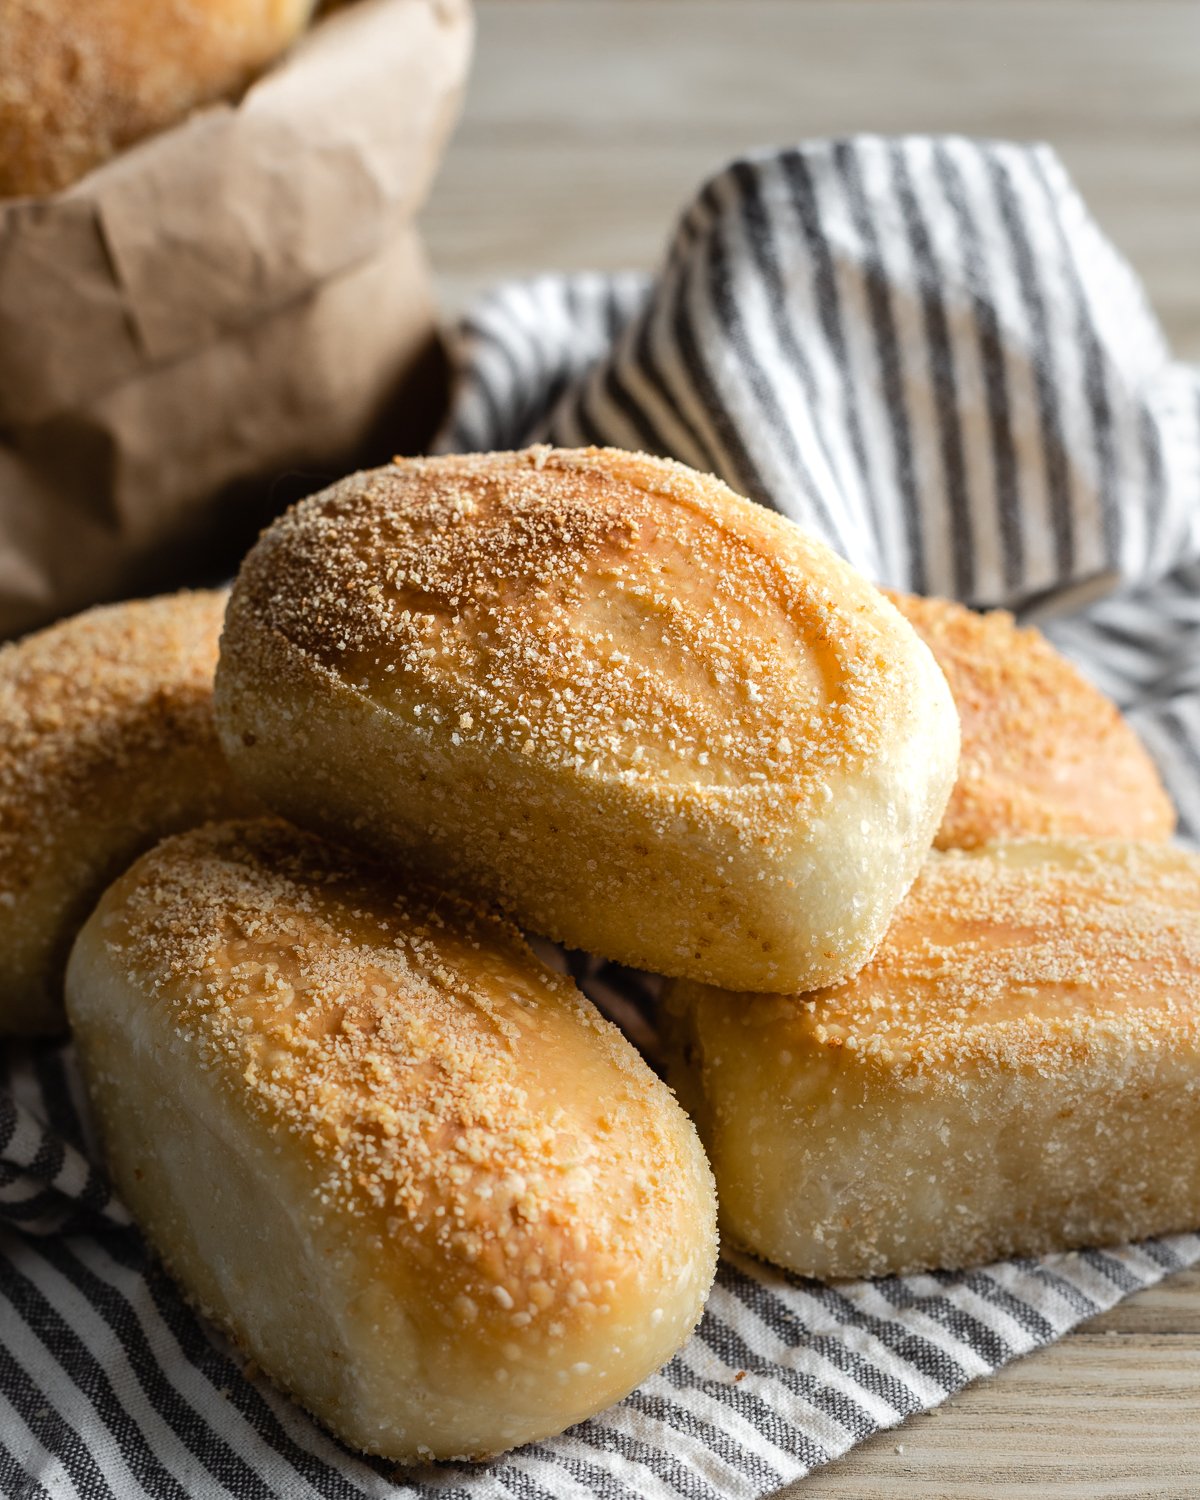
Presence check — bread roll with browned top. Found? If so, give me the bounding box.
[664,840,1200,1279]
[0,0,317,197]
[215,446,959,993]
[889,591,1175,848]
[66,819,717,1460]
[0,591,254,1036]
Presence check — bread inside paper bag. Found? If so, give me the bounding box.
[0,0,472,637]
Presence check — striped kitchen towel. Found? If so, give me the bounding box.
[5,135,1200,1499]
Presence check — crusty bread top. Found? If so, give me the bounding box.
[717,840,1200,1079]
[85,818,711,1332]
[0,590,230,889]
[228,446,940,836]
[890,591,1175,848]
[0,0,316,197]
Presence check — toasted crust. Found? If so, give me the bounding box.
[0,590,254,1035]
[0,0,317,197]
[66,819,717,1460]
[216,446,959,992]
[665,839,1200,1278]
[889,591,1175,848]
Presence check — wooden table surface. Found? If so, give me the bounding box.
[424,4,1200,1492]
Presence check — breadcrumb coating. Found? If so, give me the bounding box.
[0,0,316,196]
[236,446,898,803]
[0,589,251,1034]
[665,839,1200,1278]
[89,819,715,1363]
[890,591,1175,848]
[217,447,958,991]
[792,839,1200,1074]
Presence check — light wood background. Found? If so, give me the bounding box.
[423,4,1200,1493]
[425,0,1200,361]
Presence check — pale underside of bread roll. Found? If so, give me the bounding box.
[888,590,1175,849]
[66,820,717,1461]
[215,446,959,993]
[0,0,318,197]
[664,840,1200,1279]
[0,590,254,1036]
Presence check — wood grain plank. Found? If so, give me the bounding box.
[783,1324,1200,1496]
[1085,1267,1200,1336]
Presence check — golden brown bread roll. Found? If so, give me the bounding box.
[66,819,718,1460]
[0,0,318,197]
[664,839,1200,1279]
[215,446,959,993]
[0,590,254,1036]
[889,590,1175,849]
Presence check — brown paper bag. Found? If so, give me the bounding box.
[0,0,472,637]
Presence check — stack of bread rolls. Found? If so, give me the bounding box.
[662,585,1189,1279]
[5,445,1196,1461]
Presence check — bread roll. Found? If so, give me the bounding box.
[664,839,1200,1278]
[215,446,959,993]
[0,0,317,198]
[0,590,254,1036]
[66,819,717,1460]
[889,591,1174,848]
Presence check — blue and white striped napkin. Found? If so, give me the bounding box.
[5,136,1200,1499]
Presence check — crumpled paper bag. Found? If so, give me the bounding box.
[0,0,472,637]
